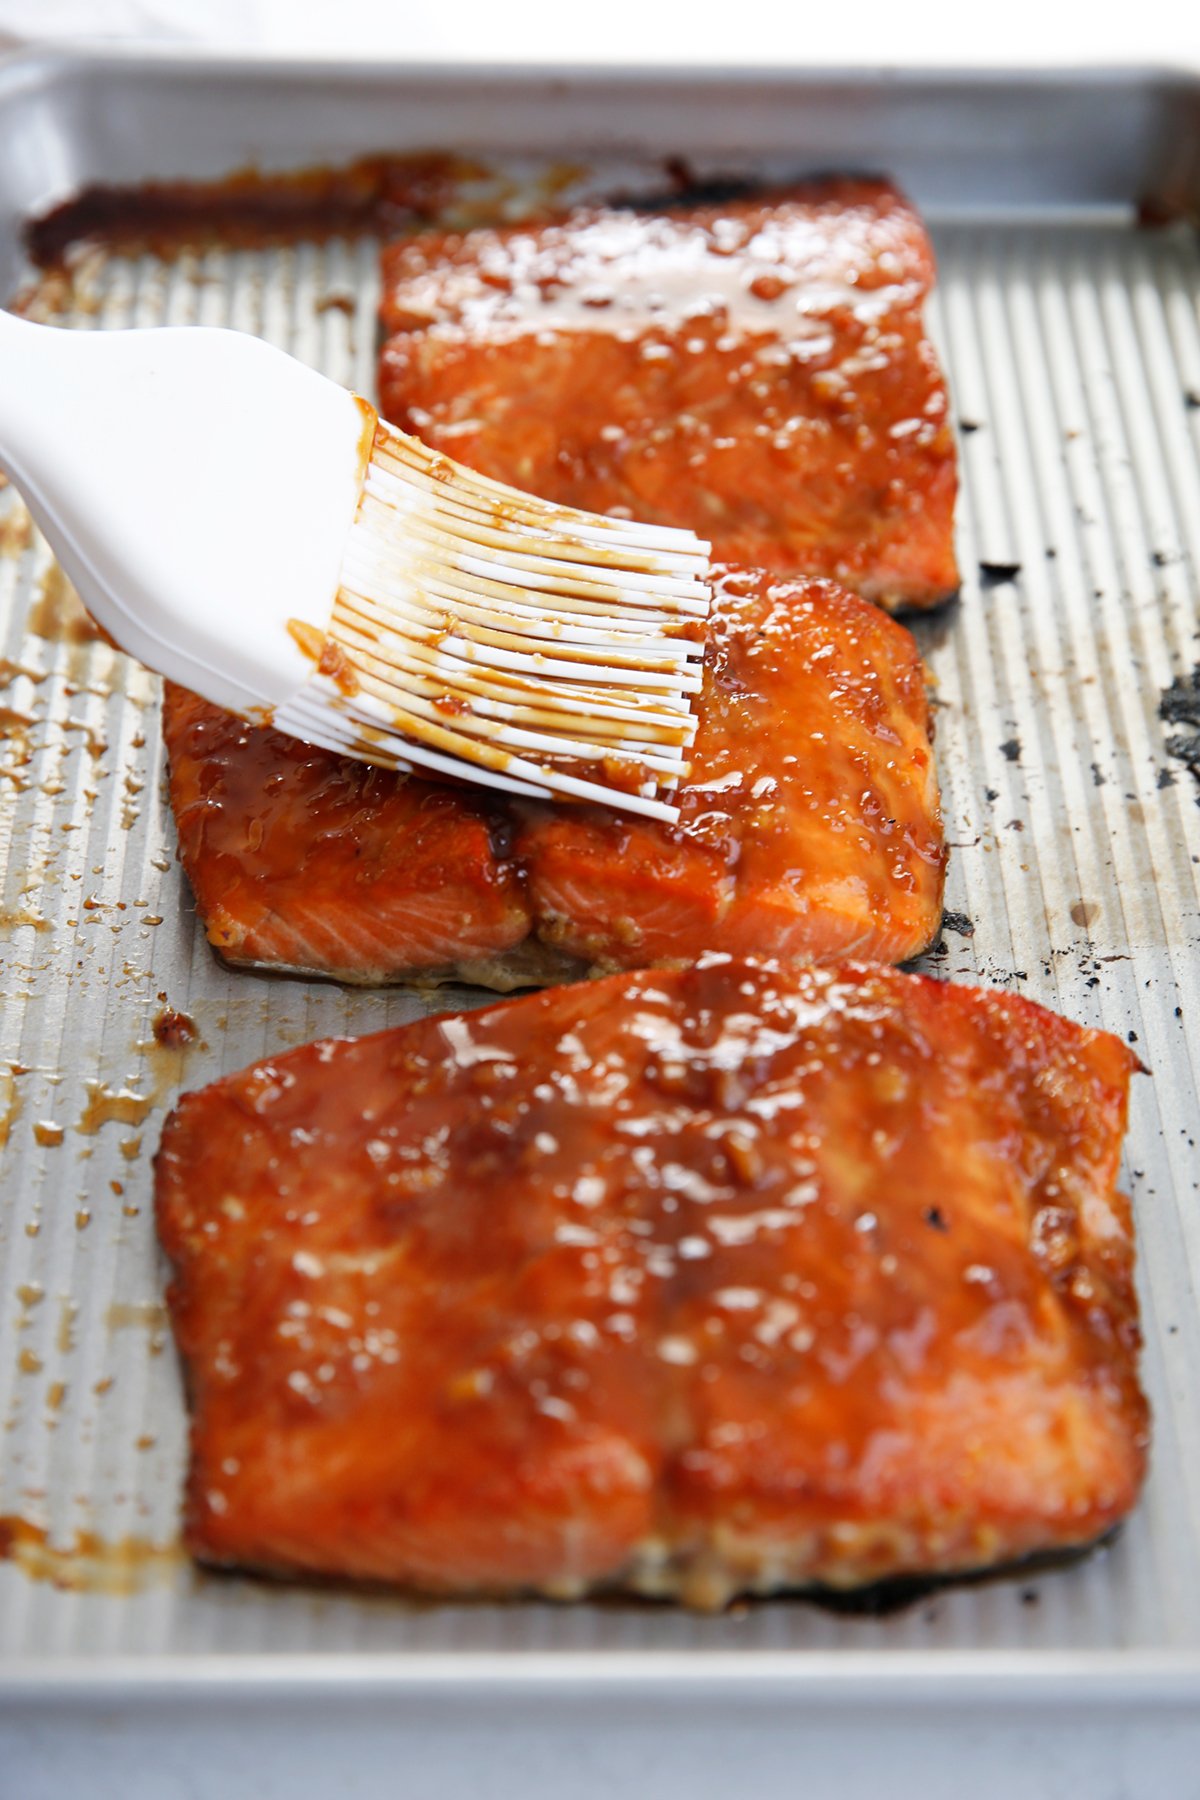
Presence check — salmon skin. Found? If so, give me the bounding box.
[163,566,945,988]
[155,955,1147,1606]
[379,179,959,611]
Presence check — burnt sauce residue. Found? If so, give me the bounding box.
[152,1006,198,1050]
[1159,667,1200,789]
[800,1531,1118,1618]
[24,152,492,269]
[940,908,975,939]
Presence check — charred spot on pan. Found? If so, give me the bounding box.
[908,594,962,657]
[979,561,1022,588]
[941,909,975,938]
[999,738,1022,764]
[1158,669,1200,790]
[958,418,982,434]
[1090,762,1107,788]
[1159,668,1200,729]
[1185,390,1200,411]
[644,161,897,215]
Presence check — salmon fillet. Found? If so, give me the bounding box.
[155,956,1147,1605]
[163,567,944,986]
[379,180,959,610]
[162,688,532,983]
[517,565,944,970]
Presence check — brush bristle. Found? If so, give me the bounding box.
[293,414,713,820]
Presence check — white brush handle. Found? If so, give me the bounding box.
[0,312,711,822]
[0,310,366,713]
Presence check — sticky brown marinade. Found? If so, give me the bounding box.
[155,957,1147,1607]
[163,566,945,988]
[379,180,959,611]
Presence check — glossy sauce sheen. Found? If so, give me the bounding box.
[155,957,1146,1605]
[163,567,944,986]
[379,181,959,610]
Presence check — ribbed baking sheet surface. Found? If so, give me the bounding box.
[1,204,1199,1663]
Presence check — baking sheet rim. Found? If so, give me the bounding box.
[2,1647,1200,1701]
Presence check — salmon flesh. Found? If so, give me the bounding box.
[156,956,1147,1605]
[379,180,959,611]
[164,567,945,987]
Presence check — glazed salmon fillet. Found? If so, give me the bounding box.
[155,956,1147,1605]
[379,180,959,610]
[163,566,944,986]
[516,565,943,970]
[162,687,532,983]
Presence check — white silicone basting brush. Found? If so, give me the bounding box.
[0,314,711,821]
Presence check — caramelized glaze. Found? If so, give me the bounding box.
[163,566,943,987]
[517,566,943,969]
[379,182,959,610]
[155,956,1146,1606]
[162,689,532,982]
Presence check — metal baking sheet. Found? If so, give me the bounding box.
[0,48,1199,1799]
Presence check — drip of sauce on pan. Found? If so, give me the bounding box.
[0,908,52,933]
[0,500,33,557]
[27,565,103,646]
[76,1082,153,1136]
[0,1071,25,1147]
[57,1298,78,1354]
[105,1301,168,1333]
[0,1516,183,1593]
[0,656,47,688]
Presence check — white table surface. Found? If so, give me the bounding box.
[1,0,1199,67]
